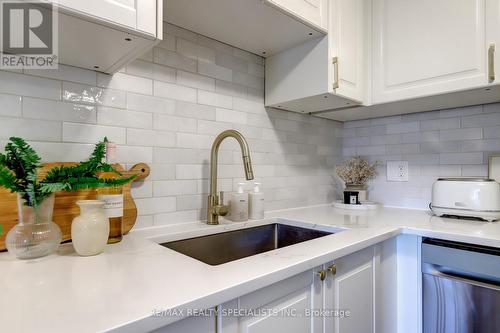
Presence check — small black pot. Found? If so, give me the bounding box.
[343,191,360,205]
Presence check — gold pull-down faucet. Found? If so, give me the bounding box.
[207,130,254,225]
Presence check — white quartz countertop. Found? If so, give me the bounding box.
[1,205,500,333]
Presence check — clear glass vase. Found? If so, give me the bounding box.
[6,193,62,259]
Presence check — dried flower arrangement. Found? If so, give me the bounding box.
[335,156,379,186]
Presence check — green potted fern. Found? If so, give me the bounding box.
[0,137,132,259]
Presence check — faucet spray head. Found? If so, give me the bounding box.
[243,155,254,180]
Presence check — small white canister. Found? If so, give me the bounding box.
[71,200,110,256]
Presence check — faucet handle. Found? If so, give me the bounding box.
[219,191,224,205]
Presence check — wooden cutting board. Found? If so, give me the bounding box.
[0,163,150,251]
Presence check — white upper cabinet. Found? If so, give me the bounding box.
[372,0,499,104]
[265,0,369,113]
[164,0,327,57]
[54,0,158,35]
[264,0,328,31]
[329,0,369,104]
[9,0,164,73]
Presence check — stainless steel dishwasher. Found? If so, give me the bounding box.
[422,238,500,333]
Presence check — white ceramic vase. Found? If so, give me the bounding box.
[71,200,109,256]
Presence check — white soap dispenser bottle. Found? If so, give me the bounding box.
[230,183,248,222]
[249,182,265,220]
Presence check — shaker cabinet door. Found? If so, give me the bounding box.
[219,268,324,333]
[54,0,157,35]
[324,247,375,333]
[372,0,492,104]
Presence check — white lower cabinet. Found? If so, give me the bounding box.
[159,242,403,333]
[324,246,375,333]
[219,268,324,333]
[219,246,379,333]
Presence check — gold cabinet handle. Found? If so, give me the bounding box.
[332,57,339,90]
[317,269,327,281]
[489,43,496,83]
[327,264,337,275]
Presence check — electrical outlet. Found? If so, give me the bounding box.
[387,161,409,182]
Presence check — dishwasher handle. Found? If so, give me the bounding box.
[423,263,500,292]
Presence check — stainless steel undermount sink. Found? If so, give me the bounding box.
[160,223,333,265]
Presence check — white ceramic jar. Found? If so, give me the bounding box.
[71,200,109,256]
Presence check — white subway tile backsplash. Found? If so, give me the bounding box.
[177,70,215,91]
[175,101,216,120]
[482,125,500,139]
[131,181,153,198]
[233,48,263,65]
[401,131,439,143]
[25,64,97,85]
[233,71,264,90]
[462,111,500,127]
[440,152,483,165]
[153,148,198,164]
[461,139,500,152]
[176,164,209,179]
[62,122,126,144]
[154,180,198,196]
[176,133,213,149]
[216,108,247,124]
[177,38,216,63]
[154,81,197,102]
[63,82,126,108]
[135,197,176,215]
[2,26,343,230]
[0,117,61,141]
[386,121,420,134]
[154,48,197,73]
[461,164,488,177]
[153,114,197,132]
[198,61,232,81]
[197,119,232,135]
[125,60,176,83]
[420,118,460,131]
[157,33,176,51]
[116,145,153,163]
[0,70,61,100]
[153,210,199,226]
[127,128,176,147]
[163,22,198,42]
[197,90,232,109]
[233,97,266,115]
[23,97,96,123]
[439,128,482,141]
[198,35,233,54]
[127,93,175,114]
[216,52,248,73]
[97,107,153,129]
[0,94,21,117]
[248,62,265,78]
[420,141,460,153]
[342,104,499,209]
[97,72,152,95]
[29,142,94,162]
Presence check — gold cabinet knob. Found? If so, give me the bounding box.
[317,269,327,281]
[327,264,337,275]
